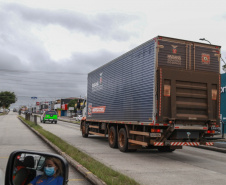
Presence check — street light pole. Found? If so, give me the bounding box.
[199,38,226,65]
[199,38,211,44]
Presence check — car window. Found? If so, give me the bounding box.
[45,111,57,115]
[37,156,46,170]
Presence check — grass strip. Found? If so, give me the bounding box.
[18,116,139,185]
[0,112,8,116]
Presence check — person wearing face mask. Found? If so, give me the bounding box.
[28,157,63,185]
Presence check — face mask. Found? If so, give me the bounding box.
[44,167,55,176]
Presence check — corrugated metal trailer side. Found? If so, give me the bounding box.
[87,38,156,122]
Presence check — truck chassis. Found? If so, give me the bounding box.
[81,119,214,152]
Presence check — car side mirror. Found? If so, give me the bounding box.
[5,150,69,185]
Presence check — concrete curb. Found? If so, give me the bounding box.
[18,116,106,185]
[58,118,79,125]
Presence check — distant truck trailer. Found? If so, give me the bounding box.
[81,36,221,152]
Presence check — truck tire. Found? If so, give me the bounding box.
[82,121,88,138]
[108,126,118,148]
[118,128,128,152]
[55,121,57,124]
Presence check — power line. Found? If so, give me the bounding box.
[0,81,87,87]
[0,73,87,82]
[0,68,87,75]
[0,77,87,84]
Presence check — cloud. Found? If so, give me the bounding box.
[3,3,140,41]
[0,2,142,107]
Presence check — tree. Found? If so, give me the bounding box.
[0,91,17,109]
[68,99,77,109]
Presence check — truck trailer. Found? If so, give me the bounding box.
[81,36,221,152]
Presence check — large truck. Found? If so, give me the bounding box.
[81,36,221,152]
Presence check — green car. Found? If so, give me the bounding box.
[40,110,57,124]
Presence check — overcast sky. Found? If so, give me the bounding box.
[0,0,226,107]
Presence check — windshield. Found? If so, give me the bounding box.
[45,111,57,115]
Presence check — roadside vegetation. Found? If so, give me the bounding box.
[18,116,139,185]
[0,111,9,116]
[0,91,17,108]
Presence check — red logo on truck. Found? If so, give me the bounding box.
[92,106,106,113]
[171,45,178,54]
[202,53,210,64]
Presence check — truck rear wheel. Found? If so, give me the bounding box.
[118,128,128,152]
[109,126,118,148]
[82,121,88,138]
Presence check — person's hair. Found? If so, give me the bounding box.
[45,157,63,176]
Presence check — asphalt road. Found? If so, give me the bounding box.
[214,142,226,148]
[0,112,91,185]
[39,117,226,185]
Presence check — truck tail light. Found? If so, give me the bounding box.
[151,129,163,133]
[207,130,215,134]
